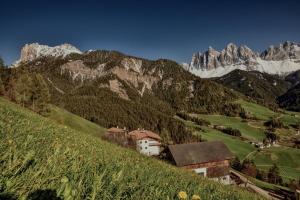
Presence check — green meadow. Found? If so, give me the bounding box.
[0,98,263,200]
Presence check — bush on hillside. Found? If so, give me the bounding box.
[241,159,257,178]
[267,164,283,185]
[221,127,242,137]
[264,130,279,143]
[264,117,284,129]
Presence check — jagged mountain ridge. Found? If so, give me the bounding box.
[186,41,300,78]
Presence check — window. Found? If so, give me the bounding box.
[139,141,142,144]
[198,172,205,177]
[145,147,148,149]
[145,141,148,143]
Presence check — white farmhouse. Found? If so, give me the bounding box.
[128,129,162,156]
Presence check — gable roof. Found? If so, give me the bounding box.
[107,127,126,133]
[128,130,161,141]
[168,141,233,167]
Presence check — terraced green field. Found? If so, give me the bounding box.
[0,98,263,200]
[199,127,256,159]
[198,114,265,141]
[236,99,275,121]
[248,147,300,181]
[237,99,300,126]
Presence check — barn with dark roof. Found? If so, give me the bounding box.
[168,141,233,185]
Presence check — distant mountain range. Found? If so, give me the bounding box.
[184,41,300,78]
[10,42,300,112]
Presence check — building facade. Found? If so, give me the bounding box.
[128,130,162,156]
[168,141,233,185]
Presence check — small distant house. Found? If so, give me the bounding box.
[167,141,234,185]
[128,129,162,156]
[105,127,128,146]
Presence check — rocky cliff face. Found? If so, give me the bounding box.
[17,43,82,64]
[189,43,258,71]
[261,41,300,60]
[187,42,300,78]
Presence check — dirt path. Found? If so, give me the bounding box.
[231,170,281,200]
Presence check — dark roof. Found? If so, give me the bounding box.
[168,141,233,167]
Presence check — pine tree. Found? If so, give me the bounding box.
[0,57,4,68]
[267,164,282,184]
[31,73,50,114]
[15,73,33,107]
[0,78,4,95]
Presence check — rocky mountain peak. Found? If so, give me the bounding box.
[190,43,258,71]
[17,43,82,64]
[187,41,300,78]
[261,41,300,60]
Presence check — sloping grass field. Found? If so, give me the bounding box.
[48,105,106,137]
[236,100,275,121]
[249,147,300,182]
[237,99,300,125]
[0,98,263,200]
[198,114,265,141]
[198,127,255,159]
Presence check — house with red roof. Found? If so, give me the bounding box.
[128,129,162,156]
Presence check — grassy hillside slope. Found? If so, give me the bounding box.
[0,98,263,200]
[48,105,106,137]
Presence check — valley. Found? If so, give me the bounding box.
[180,99,300,183]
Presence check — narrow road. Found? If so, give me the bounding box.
[230,170,281,200]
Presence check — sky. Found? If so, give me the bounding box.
[0,0,300,65]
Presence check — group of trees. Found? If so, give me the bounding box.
[0,58,51,115]
[231,157,283,185]
[176,112,211,126]
[221,127,242,137]
[264,117,284,129]
[264,130,279,144]
[9,72,50,114]
[0,58,5,95]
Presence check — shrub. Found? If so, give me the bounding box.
[231,157,242,171]
[222,127,242,137]
[264,117,284,129]
[267,164,283,185]
[264,130,279,143]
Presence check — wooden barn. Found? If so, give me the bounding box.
[104,127,128,146]
[128,129,162,156]
[167,141,234,185]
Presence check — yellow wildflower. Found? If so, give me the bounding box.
[178,191,187,199]
[192,194,201,200]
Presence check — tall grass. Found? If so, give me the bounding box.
[0,98,264,199]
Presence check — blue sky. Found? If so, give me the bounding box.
[0,0,300,64]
